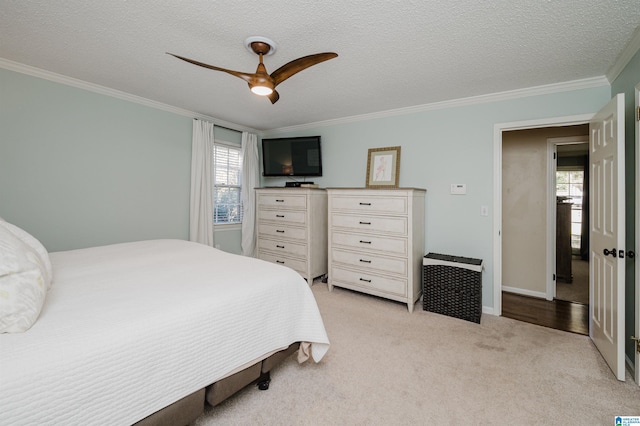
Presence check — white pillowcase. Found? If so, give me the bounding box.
[0,222,52,288]
[0,223,51,333]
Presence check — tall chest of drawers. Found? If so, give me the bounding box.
[327,188,426,312]
[256,188,327,283]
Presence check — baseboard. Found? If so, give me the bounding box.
[454,289,549,317]
[625,353,636,378]
[502,286,547,299]
[482,305,496,316]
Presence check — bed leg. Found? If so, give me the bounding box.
[257,371,271,390]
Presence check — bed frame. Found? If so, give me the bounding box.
[134,342,300,425]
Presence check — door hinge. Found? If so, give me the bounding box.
[553,273,556,281]
[637,106,640,122]
[632,336,640,354]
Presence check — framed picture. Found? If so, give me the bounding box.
[365,146,401,188]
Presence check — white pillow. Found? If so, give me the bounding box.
[0,225,49,333]
[0,221,52,289]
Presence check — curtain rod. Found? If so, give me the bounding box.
[194,118,243,134]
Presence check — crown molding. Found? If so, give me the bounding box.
[264,76,609,135]
[0,58,258,134]
[1,57,611,138]
[606,26,640,83]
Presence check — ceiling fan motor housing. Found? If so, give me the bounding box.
[244,36,277,55]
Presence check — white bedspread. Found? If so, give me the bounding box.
[0,239,329,425]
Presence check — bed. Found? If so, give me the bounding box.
[0,220,330,425]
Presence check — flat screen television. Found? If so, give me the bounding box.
[262,136,322,177]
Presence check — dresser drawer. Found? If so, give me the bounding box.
[330,195,407,215]
[330,214,407,236]
[258,223,307,240]
[331,267,407,297]
[258,193,307,209]
[330,231,408,256]
[258,238,307,258]
[258,209,306,224]
[332,249,407,276]
[258,251,307,274]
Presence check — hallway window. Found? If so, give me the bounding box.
[556,170,583,252]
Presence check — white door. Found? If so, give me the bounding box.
[635,83,640,386]
[590,93,625,381]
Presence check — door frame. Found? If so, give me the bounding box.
[493,113,594,315]
[635,82,640,384]
[546,136,590,301]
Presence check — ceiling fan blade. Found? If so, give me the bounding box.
[268,90,280,104]
[167,53,255,84]
[270,52,338,86]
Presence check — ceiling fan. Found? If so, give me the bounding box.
[168,36,338,104]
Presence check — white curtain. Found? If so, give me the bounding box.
[241,132,260,256]
[189,119,215,246]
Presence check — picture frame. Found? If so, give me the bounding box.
[365,146,401,188]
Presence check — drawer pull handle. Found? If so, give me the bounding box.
[276,199,284,202]
[276,230,285,233]
[276,245,285,249]
[359,259,372,263]
[359,202,371,206]
[276,215,285,218]
[359,221,371,225]
[359,278,372,283]
[276,260,285,264]
[359,240,372,244]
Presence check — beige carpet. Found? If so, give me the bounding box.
[194,281,639,425]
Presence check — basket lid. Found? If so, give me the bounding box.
[425,252,482,265]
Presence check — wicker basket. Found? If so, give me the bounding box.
[423,253,483,323]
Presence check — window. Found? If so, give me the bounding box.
[556,169,584,252]
[214,143,243,225]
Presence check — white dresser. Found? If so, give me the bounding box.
[256,188,327,283]
[327,188,426,312]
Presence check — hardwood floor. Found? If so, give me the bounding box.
[502,292,589,335]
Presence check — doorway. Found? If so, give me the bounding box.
[554,140,589,306]
[494,97,632,381]
[500,124,589,334]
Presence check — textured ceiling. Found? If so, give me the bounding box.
[1,1,639,131]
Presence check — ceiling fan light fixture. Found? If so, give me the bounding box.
[250,85,274,96]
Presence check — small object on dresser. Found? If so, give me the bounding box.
[423,253,483,323]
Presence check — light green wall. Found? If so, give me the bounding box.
[214,227,242,255]
[611,47,640,365]
[0,68,192,251]
[0,68,247,255]
[215,126,242,144]
[264,86,612,310]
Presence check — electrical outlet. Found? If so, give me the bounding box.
[480,205,489,216]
